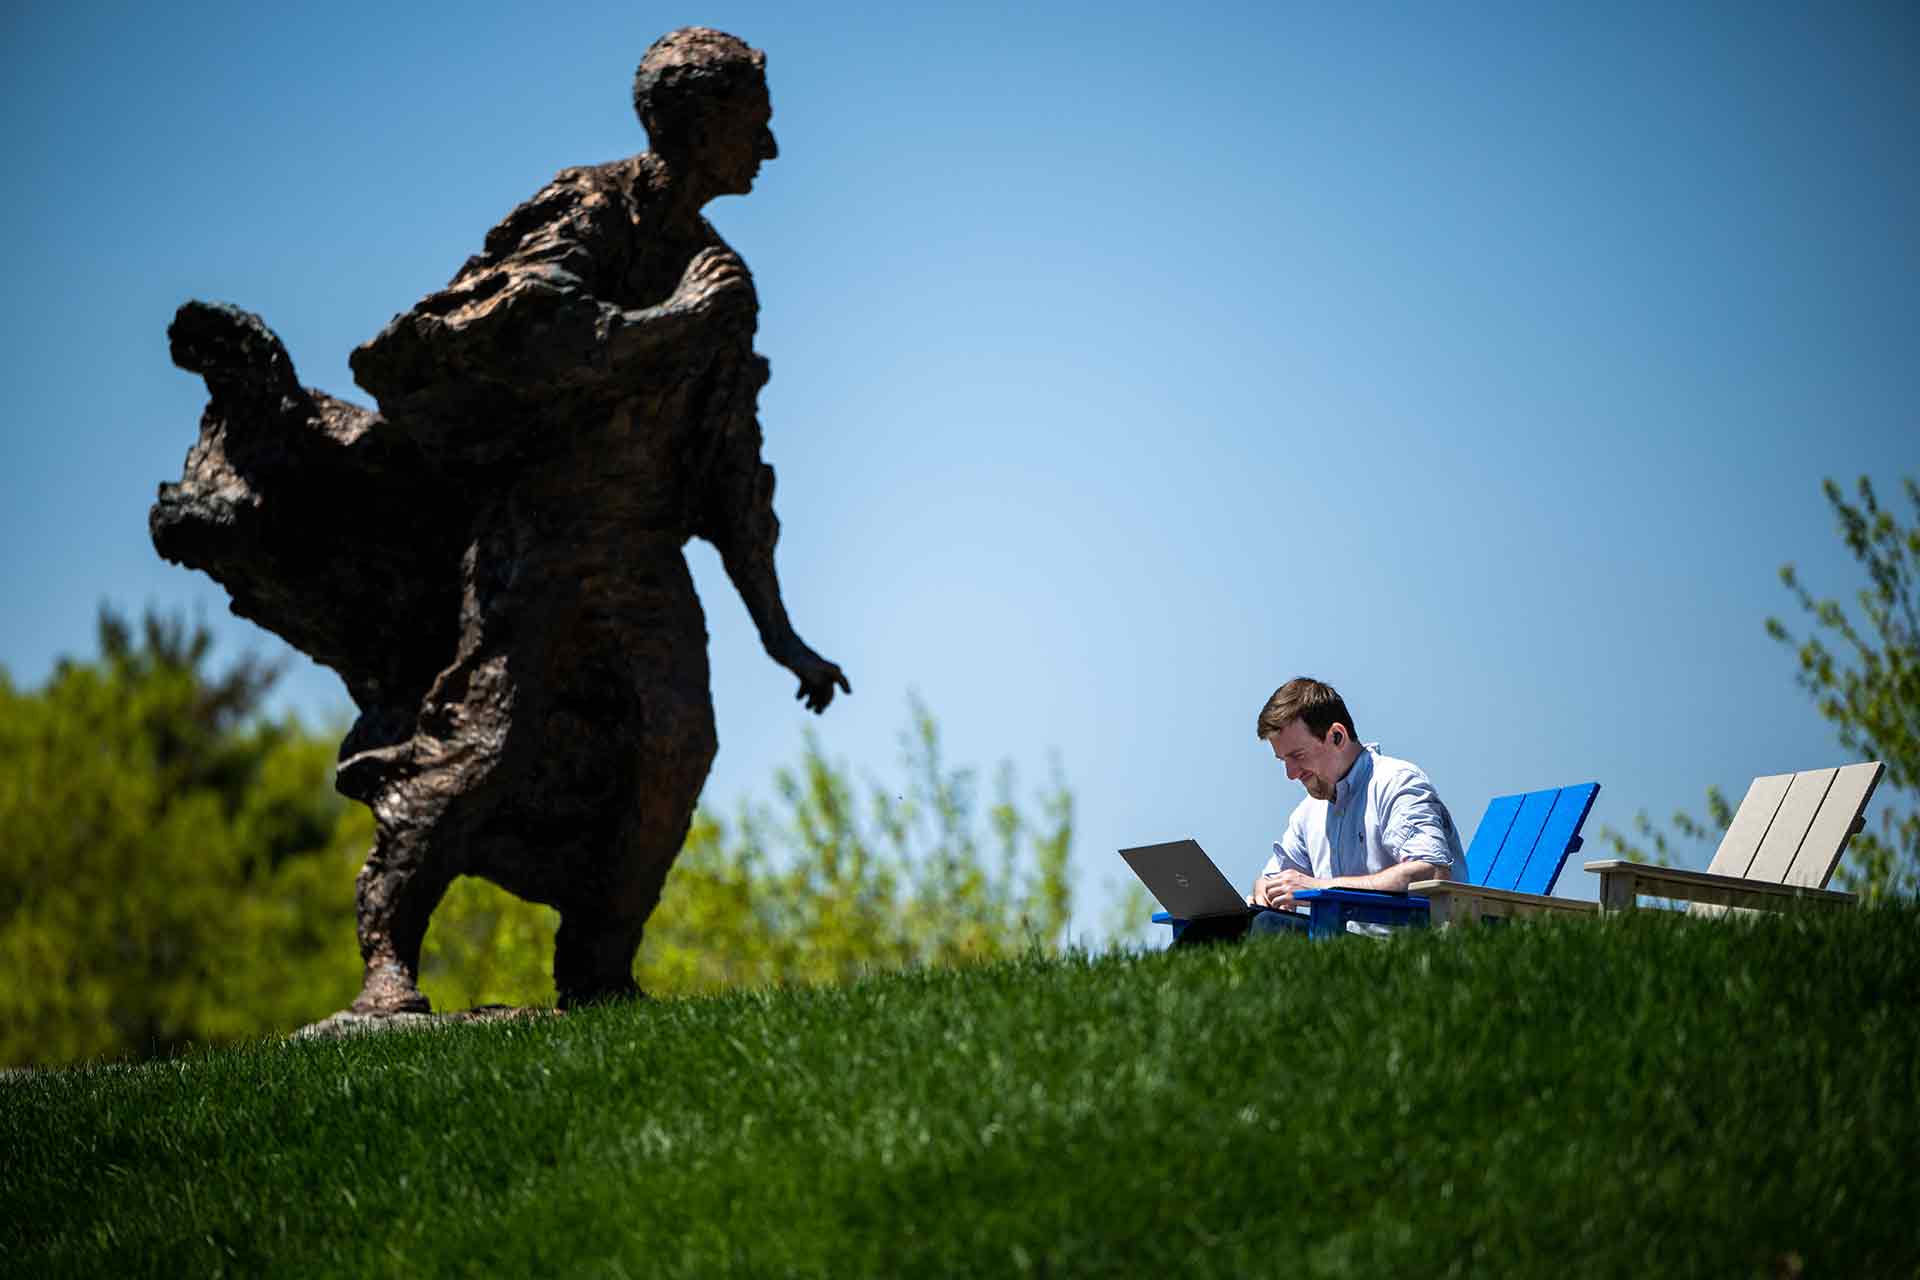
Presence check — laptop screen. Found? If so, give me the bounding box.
[1119,839,1252,919]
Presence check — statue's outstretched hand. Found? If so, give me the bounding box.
[781,642,851,714]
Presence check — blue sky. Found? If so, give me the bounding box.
[5,1,1916,937]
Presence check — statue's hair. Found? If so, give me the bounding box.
[632,27,767,149]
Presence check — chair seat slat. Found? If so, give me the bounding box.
[1745,769,1837,884]
[1461,793,1524,889]
[1482,790,1559,892]
[1785,761,1884,888]
[1706,773,1793,878]
[1512,783,1600,897]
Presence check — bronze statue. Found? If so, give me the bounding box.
[153,27,848,1014]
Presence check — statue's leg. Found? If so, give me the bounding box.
[348,640,515,1015]
[551,637,718,1009]
[350,811,463,1014]
[552,722,716,1007]
[552,909,649,1009]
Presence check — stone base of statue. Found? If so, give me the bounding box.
[292,1005,562,1043]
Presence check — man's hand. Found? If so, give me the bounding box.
[778,641,851,714]
[1254,860,1445,906]
[1253,868,1325,909]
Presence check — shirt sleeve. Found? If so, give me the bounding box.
[1256,802,1314,885]
[1380,773,1460,869]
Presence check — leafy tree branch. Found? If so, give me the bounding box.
[1601,475,1919,899]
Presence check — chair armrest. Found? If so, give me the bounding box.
[1291,888,1429,938]
[1291,888,1414,905]
[1581,860,1858,913]
[1409,881,1594,910]
[1408,880,1597,925]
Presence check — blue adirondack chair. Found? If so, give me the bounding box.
[1153,783,1601,943]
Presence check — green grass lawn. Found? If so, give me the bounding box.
[5,905,1918,1278]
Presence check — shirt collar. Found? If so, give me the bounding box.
[1333,743,1381,807]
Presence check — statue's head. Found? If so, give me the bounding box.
[633,27,776,196]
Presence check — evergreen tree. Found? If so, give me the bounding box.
[0,610,365,1065]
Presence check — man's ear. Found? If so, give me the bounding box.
[1330,726,1347,747]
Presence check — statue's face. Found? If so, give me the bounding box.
[695,81,778,196]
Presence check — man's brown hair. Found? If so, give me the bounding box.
[1255,678,1356,743]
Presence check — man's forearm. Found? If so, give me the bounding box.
[1327,860,1451,893]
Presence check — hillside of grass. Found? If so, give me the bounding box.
[5,905,1918,1278]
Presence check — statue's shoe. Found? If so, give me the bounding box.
[349,962,433,1015]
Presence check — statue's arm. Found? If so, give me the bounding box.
[351,172,751,408]
[607,248,756,365]
[699,419,850,714]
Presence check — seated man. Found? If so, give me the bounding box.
[1247,677,1466,936]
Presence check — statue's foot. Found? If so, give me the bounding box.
[555,979,645,1012]
[350,961,432,1015]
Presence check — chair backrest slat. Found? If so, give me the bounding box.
[1785,761,1885,888]
[1744,768,1838,884]
[1481,789,1560,892]
[1511,783,1601,897]
[1706,773,1795,878]
[1461,794,1524,888]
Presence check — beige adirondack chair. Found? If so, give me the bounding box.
[1583,762,1883,915]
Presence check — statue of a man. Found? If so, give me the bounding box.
[154,27,847,1015]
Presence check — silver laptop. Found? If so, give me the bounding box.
[1119,838,1253,920]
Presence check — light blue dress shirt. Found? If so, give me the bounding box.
[1256,744,1468,888]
